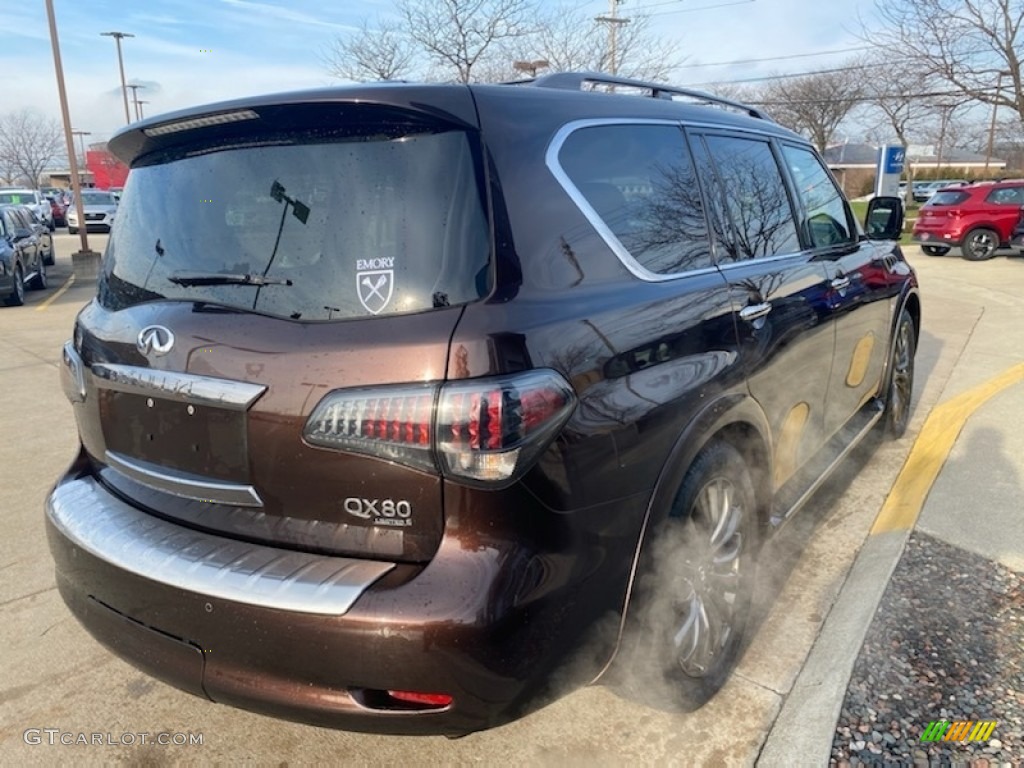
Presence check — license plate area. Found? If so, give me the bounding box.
[101,391,248,481]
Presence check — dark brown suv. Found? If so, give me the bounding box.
[48,73,918,735]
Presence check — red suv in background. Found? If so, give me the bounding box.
[912,180,1024,260]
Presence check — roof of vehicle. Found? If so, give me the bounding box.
[108,74,805,166]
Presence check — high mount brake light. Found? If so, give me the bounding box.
[303,370,576,486]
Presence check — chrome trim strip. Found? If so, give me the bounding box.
[91,363,266,410]
[546,118,696,284]
[105,450,263,508]
[48,476,395,616]
[61,341,86,403]
[774,407,883,527]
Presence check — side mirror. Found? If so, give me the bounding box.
[864,196,904,241]
[13,228,33,242]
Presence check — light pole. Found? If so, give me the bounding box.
[100,31,135,124]
[126,84,145,121]
[136,100,149,120]
[45,0,98,261]
[984,70,1013,172]
[595,0,629,76]
[71,130,91,169]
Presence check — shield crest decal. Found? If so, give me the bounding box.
[357,270,394,315]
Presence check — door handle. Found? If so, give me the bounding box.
[831,275,851,292]
[739,302,772,323]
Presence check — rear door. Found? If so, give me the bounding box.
[72,98,490,563]
[690,130,835,489]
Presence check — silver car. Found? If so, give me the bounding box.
[0,188,54,231]
[67,190,118,234]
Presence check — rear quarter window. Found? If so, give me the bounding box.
[928,191,970,206]
[555,122,714,276]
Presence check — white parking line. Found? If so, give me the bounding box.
[36,274,76,311]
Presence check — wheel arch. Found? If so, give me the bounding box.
[594,392,773,681]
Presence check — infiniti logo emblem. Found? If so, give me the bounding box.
[137,325,175,356]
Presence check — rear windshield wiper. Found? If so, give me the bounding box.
[168,272,293,287]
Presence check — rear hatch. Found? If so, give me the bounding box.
[914,189,971,233]
[72,94,492,562]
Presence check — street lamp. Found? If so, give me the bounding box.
[126,84,145,121]
[136,100,149,120]
[45,0,99,263]
[984,70,1013,172]
[71,130,90,168]
[100,31,135,124]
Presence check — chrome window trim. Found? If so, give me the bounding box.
[91,363,266,410]
[545,118,804,282]
[48,476,395,616]
[546,118,724,283]
[105,450,263,507]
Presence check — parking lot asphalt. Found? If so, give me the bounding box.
[0,235,1021,765]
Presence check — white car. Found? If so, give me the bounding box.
[0,188,54,231]
[66,190,118,234]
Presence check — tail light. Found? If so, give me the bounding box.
[303,370,576,486]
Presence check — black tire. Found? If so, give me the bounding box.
[68,226,77,235]
[921,245,950,256]
[881,308,916,438]
[29,257,47,291]
[5,264,25,306]
[961,228,999,261]
[623,440,759,708]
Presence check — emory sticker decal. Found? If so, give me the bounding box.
[356,258,394,315]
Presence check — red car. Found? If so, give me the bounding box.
[912,180,1024,260]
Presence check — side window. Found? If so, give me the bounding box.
[987,186,1024,205]
[781,144,855,248]
[700,134,800,261]
[558,123,713,274]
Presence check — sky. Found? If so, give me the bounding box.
[2,0,881,154]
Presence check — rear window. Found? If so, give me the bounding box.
[927,191,969,206]
[99,119,491,321]
[0,192,37,205]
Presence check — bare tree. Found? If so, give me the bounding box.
[0,109,65,188]
[401,0,536,83]
[321,20,417,82]
[751,68,865,150]
[525,7,682,81]
[324,0,681,86]
[870,0,1024,124]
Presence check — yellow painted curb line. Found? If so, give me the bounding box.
[871,362,1024,533]
[35,273,76,311]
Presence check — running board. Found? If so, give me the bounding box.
[770,401,883,527]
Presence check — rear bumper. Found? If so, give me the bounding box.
[46,464,636,735]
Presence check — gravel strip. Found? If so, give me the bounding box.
[831,531,1023,767]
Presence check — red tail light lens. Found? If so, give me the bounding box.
[303,370,576,486]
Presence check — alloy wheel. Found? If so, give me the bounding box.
[672,476,746,677]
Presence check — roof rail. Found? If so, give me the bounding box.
[523,71,771,121]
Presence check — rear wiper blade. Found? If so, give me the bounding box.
[168,272,293,287]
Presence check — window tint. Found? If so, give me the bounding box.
[782,145,854,248]
[929,190,969,206]
[559,124,713,274]
[986,186,1024,205]
[99,125,491,321]
[701,135,800,261]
